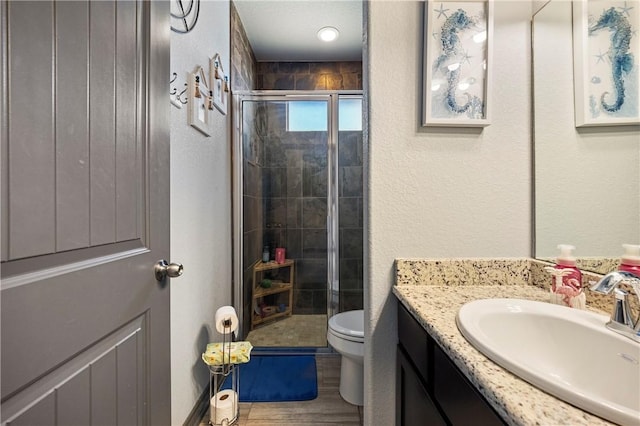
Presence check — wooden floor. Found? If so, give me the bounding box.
[200,355,363,425]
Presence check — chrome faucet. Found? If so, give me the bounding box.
[590,271,640,343]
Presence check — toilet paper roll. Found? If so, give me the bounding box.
[215,306,238,336]
[210,389,238,425]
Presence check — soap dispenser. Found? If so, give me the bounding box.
[619,244,640,277]
[545,244,585,309]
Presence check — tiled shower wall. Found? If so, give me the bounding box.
[261,103,329,314]
[257,62,362,90]
[231,2,259,330]
[338,130,364,312]
[231,2,257,92]
[261,103,364,314]
[241,102,263,328]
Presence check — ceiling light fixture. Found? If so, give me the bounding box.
[317,26,339,42]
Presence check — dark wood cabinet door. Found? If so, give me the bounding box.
[432,344,504,426]
[396,347,447,426]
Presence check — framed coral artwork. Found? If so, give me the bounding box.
[423,0,493,127]
[573,0,640,127]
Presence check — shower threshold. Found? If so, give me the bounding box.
[245,314,327,348]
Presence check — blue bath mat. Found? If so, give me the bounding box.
[224,355,317,402]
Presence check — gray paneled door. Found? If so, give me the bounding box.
[1,1,171,425]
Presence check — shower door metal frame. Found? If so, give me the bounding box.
[231,90,362,341]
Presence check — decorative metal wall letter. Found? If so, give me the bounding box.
[423,0,493,127]
[171,0,200,34]
[573,0,639,127]
[210,54,229,115]
[188,66,212,136]
[170,72,188,108]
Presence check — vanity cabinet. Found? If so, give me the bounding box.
[397,303,505,426]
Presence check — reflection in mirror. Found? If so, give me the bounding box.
[532,0,640,274]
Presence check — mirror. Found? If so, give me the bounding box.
[532,0,640,274]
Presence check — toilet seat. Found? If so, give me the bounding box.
[328,310,364,343]
[328,327,364,344]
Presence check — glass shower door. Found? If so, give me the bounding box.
[239,97,331,347]
[336,96,364,312]
[235,93,364,348]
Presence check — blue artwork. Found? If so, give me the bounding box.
[428,2,488,122]
[586,1,638,120]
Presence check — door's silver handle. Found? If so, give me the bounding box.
[154,260,184,281]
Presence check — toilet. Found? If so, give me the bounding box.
[327,309,364,406]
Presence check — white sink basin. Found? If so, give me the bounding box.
[456,298,640,426]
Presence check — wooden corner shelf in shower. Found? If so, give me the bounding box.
[251,259,294,330]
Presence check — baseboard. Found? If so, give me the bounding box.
[182,385,210,426]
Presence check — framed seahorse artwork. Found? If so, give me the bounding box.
[573,0,640,126]
[422,0,494,127]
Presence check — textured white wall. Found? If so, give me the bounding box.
[532,0,548,15]
[170,2,232,424]
[366,2,532,424]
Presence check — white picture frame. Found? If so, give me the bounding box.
[423,0,493,127]
[573,0,640,127]
[210,54,228,115]
[188,66,211,136]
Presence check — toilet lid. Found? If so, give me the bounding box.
[329,310,364,339]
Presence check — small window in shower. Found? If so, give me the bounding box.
[338,98,363,131]
[287,101,328,132]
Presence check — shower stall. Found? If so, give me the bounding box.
[232,91,363,348]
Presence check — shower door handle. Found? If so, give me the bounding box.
[327,215,334,276]
[327,216,331,251]
[327,214,340,312]
[327,216,335,255]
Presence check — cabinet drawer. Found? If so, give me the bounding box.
[397,304,429,381]
[433,342,505,426]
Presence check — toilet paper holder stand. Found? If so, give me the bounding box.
[208,321,239,426]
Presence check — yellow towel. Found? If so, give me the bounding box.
[202,341,253,366]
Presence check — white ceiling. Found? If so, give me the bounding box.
[233,1,363,62]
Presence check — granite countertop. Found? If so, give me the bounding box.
[393,284,614,426]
